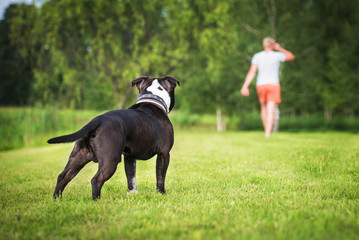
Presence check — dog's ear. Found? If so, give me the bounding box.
[132,76,149,91]
[164,75,180,87]
[132,76,149,87]
[161,76,180,113]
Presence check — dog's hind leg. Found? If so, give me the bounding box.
[90,125,124,200]
[124,154,138,194]
[156,152,170,194]
[53,140,93,199]
[91,157,120,200]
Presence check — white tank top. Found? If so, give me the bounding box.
[252,51,286,85]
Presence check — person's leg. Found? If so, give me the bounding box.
[265,101,276,137]
[260,102,267,132]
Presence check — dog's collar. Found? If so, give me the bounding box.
[136,93,169,114]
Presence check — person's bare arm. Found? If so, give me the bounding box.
[241,64,257,96]
[274,44,295,61]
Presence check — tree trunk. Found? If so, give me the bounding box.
[111,77,120,107]
[216,107,226,132]
[325,107,332,120]
[119,86,134,109]
[301,109,309,117]
[264,0,277,37]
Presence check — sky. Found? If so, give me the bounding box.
[0,0,35,20]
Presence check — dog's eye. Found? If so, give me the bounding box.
[158,87,163,91]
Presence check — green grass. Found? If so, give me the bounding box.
[0,130,358,240]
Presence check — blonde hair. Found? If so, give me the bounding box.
[263,37,276,48]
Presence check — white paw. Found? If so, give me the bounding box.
[127,189,139,195]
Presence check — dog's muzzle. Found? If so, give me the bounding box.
[136,93,169,114]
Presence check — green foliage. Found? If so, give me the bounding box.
[171,111,359,132]
[0,4,36,105]
[1,0,359,118]
[0,131,358,239]
[0,107,103,150]
[2,107,358,151]
[170,111,217,129]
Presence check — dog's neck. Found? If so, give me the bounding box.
[136,93,169,114]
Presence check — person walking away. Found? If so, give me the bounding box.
[240,37,295,137]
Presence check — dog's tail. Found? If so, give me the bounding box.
[47,118,101,144]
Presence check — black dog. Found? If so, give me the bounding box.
[48,76,180,200]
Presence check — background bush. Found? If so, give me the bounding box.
[1,107,358,151]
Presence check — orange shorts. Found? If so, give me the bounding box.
[256,84,281,104]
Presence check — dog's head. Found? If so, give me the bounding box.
[132,76,180,113]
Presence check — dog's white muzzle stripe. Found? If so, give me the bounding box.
[146,79,171,110]
[135,79,171,114]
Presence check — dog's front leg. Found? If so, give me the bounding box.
[156,152,170,194]
[124,155,138,194]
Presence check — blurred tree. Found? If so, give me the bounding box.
[0,4,37,105]
[167,0,259,130]
[318,0,359,118]
[276,0,323,116]
[1,0,358,123]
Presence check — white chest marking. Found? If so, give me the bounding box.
[146,79,171,111]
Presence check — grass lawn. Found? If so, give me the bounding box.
[0,130,358,240]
